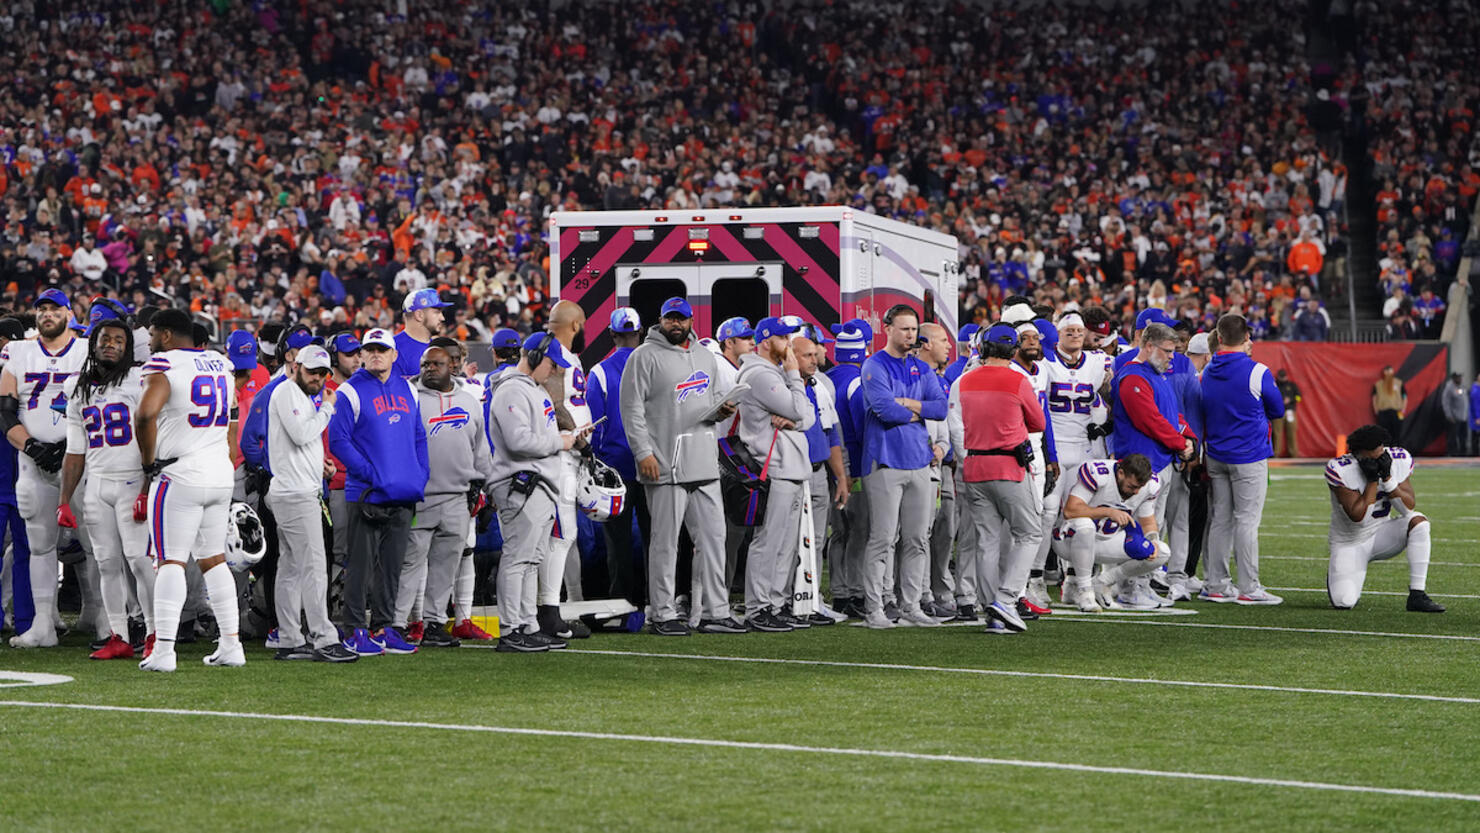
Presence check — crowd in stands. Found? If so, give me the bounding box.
[0,0,1473,344]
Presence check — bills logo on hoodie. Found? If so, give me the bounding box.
[674,370,710,403]
[542,399,556,425]
[428,406,470,435]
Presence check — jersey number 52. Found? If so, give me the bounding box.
[1049,382,1095,415]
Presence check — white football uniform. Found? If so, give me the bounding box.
[543,354,590,605]
[1045,348,1109,472]
[142,348,236,562]
[65,368,146,478]
[1324,449,1426,607]
[1054,459,1160,548]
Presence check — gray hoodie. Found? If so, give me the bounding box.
[486,371,565,487]
[620,325,725,485]
[416,377,496,497]
[735,353,814,482]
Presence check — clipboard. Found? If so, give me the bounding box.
[700,382,750,423]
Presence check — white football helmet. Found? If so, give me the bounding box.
[225,500,267,573]
[577,456,627,522]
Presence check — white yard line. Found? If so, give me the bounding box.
[1267,586,1480,600]
[457,646,1480,704]
[1263,554,1480,566]
[1048,617,1480,642]
[1,700,1474,803]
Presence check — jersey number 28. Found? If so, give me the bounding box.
[83,403,133,448]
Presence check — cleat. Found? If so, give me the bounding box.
[1075,586,1103,613]
[696,617,749,634]
[495,630,551,653]
[373,627,418,655]
[344,628,385,656]
[9,623,59,649]
[203,641,247,667]
[897,608,941,627]
[406,621,425,644]
[1019,596,1051,617]
[1092,577,1123,610]
[139,646,177,672]
[313,644,359,663]
[988,600,1027,633]
[861,610,895,630]
[1234,588,1284,606]
[1198,587,1238,604]
[1406,590,1445,613]
[89,634,135,660]
[274,645,316,661]
[951,603,979,623]
[419,622,461,647]
[1014,598,1039,621]
[451,618,496,641]
[650,618,691,637]
[128,616,146,651]
[982,619,1018,635]
[142,634,156,659]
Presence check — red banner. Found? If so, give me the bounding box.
[1251,342,1449,458]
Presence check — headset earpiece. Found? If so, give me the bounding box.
[525,332,548,368]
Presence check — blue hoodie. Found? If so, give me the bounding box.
[827,361,868,477]
[588,347,636,481]
[1200,351,1284,465]
[240,373,287,470]
[860,351,948,472]
[328,368,430,504]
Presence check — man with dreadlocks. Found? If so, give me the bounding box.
[58,299,154,659]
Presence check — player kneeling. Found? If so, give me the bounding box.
[1325,425,1444,613]
[1052,454,1169,612]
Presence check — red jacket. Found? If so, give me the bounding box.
[952,364,1044,483]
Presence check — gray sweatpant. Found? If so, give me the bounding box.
[1205,458,1269,594]
[744,477,805,617]
[1164,467,1191,578]
[829,482,868,602]
[952,467,979,607]
[808,467,830,580]
[267,490,336,650]
[862,466,933,616]
[647,481,729,623]
[958,478,1038,608]
[493,482,556,633]
[395,494,469,627]
[928,465,957,605]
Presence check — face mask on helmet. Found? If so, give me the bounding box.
[577,457,628,522]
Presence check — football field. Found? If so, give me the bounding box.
[3,464,1478,832]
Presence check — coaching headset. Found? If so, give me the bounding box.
[524,331,553,368]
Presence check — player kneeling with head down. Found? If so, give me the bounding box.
[1053,454,1168,612]
[1325,424,1444,613]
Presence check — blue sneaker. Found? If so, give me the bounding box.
[344,628,384,656]
[263,628,281,650]
[373,627,418,655]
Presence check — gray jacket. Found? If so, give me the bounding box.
[735,353,813,482]
[1442,381,1468,423]
[416,378,496,497]
[620,326,725,485]
[486,372,565,487]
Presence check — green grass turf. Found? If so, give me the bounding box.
[2,465,1478,832]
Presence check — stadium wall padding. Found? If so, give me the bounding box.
[1251,342,1450,458]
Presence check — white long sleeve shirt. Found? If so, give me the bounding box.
[268,378,334,496]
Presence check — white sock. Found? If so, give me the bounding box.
[128,556,155,634]
[152,563,186,654]
[28,550,59,633]
[202,564,241,646]
[454,551,475,621]
[1407,521,1431,591]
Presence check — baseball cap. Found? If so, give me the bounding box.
[1123,526,1156,560]
[957,323,980,344]
[523,332,571,368]
[34,287,69,309]
[1187,333,1211,355]
[660,297,694,319]
[715,316,754,342]
[983,323,1019,347]
[1134,308,1174,330]
[490,328,522,349]
[283,327,315,352]
[403,287,452,313]
[298,344,331,371]
[755,316,801,342]
[225,330,259,371]
[1033,318,1059,347]
[329,332,361,355]
[806,323,835,345]
[361,328,395,350]
[610,307,642,333]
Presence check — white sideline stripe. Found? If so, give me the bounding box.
[1,700,1475,804]
[1267,586,1480,601]
[461,646,1480,704]
[1264,554,1480,567]
[1050,617,1480,642]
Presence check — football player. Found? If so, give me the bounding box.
[1325,424,1444,612]
[1053,454,1168,612]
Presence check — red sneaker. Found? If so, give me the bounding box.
[1019,597,1052,616]
[451,618,495,641]
[406,621,425,644]
[143,633,156,659]
[89,634,135,660]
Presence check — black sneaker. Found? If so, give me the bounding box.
[696,617,748,634]
[746,611,793,633]
[89,634,110,651]
[837,597,865,619]
[651,618,691,636]
[128,616,146,651]
[537,605,573,639]
[313,643,359,663]
[777,610,811,629]
[566,617,592,639]
[1407,590,1446,613]
[275,644,315,660]
[420,621,462,647]
[496,631,551,653]
[952,604,979,623]
[1015,598,1040,621]
[528,630,568,650]
[883,602,901,622]
[805,612,837,626]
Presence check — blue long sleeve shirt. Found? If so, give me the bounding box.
[1470,383,1480,431]
[587,347,636,481]
[1200,351,1284,464]
[827,362,868,477]
[803,383,837,466]
[327,369,430,504]
[240,373,287,470]
[860,351,947,472]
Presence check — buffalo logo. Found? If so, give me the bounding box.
[674,370,710,403]
[428,406,471,436]
[388,413,401,425]
[542,399,556,424]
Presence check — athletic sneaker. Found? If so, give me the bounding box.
[373,627,419,654]
[1234,588,1284,606]
[530,630,568,650]
[816,602,850,622]
[139,645,177,672]
[1025,576,1053,609]
[898,608,941,627]
[651,618,691,637]
[263,628,281,650]
[982,619,1017,635]
[1060,581,1079,606]
[406,620,425,644]
[1184,576,1205,594]
[537,605,573,639]
[776,611,811,630]
[951,604,978,623]
[988,600,1027,633]
[89,634,134,660]
[806,612,837,626]
[142,634,156,660]
[203,641,247,667]
[128,616,146,652]
[696,617,748,634]
[883,601,902,622]
[1167,582,1193,603]
[746,611,793,633]
[451,618,496,641]
[1407,590,1446,613]
[1197,587,1238,603]
[1115,588,1161,611]
[273,644,315,661]
[1149,572,1169,593]
[313,644,359,663]
[9,623,58,648]
[1019,597,1050,617]
[344,628,385,656]
[929,601,959,620]
[566,617,592,639]
[420,621,461,647]
[1075,585,1103,613]
[839,597,869,619]
[495,630,550,653]
[1091,577,1123,610]
[862,610,895,630]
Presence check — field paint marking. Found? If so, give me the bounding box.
[1,700,1475,804]
[849,607,1200,625]
[1049,617,1480,642]
[0,671,72,688]
[1264,554,1480,567]
[461,646,1480,704]
[1268,586,1480,600]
